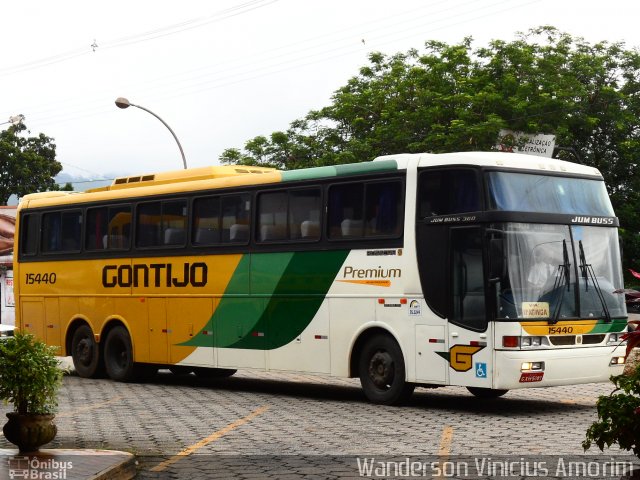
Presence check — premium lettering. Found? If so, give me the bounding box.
[342,266,401,279]
[102,262,208,288]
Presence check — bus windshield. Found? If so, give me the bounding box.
[487,172,615,215]
[495,223,625,320]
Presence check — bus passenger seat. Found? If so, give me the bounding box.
[229,224,248,242]
[300,220,320,238]
[341,219,363,237]
[194,228,217,244]
[260,224,286,241]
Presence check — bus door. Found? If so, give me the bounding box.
[416,168,493,386]
[446,227,494,388]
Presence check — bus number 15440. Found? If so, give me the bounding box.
[25,273,57,285]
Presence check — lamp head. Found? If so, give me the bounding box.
[115,97,131,109]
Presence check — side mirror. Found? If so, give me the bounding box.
[489,237,505,283]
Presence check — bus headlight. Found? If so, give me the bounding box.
[607,333,626,344]
[521,336,543,347]
[502,336,548,349]
[610,357,625,366]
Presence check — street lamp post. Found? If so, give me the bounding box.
[115,97,187,170]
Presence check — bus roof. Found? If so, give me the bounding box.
[19,151,603,210]
[18,159,401,209]
[374,151,603,177]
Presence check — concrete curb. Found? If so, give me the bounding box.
[0,448,136,480]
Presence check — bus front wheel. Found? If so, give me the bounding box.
[71,324,102,378]
[104,326,141,382]
[358,334,414,405]
[467,387,509,398]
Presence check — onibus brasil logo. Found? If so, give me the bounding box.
[7,456,72,479]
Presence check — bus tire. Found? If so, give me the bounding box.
[467,387,508,398]
[193,367,237,378]
[71,324,103,378]
[104,326,139,382]
[358,334,414,405]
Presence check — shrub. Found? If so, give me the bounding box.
[583,325,640,458]
[0,332,63,415]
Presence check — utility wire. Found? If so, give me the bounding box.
[28,0,539,127]
[0,0,278,77]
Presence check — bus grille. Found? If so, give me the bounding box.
[549,334,606,346]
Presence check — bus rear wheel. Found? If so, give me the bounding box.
[71,324,103,378]
[358,334,414,405]
[466,387,509,398]
[104,326,146,382]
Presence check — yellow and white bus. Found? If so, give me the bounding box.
[14,152,628,404]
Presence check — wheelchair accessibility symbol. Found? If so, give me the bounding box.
[475,362,487,378]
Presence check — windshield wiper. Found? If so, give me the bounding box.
[579,240,612,323]
[549,240,571,324]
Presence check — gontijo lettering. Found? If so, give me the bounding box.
[102,262,208,288]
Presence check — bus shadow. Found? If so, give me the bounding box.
[143,371,593,414]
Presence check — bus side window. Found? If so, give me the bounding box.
[328,181,402,239]
[41,212,61,252]
[86,207,107,250]
[450,227,487,331]
[41,211,81,253]
[365,181,402,237]
[328,183,364,239]
[60,211,82,251]
[162,200,187,246]
[137,202,161,248]
[193,196,221,245]
[107,206,131,250]
[20,214,39,256]
[257,192,288,242]
[222,194,250,244]
[418,169,480,217]
[289,188,321,241]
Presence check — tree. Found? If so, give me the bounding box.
[220,26,640,279]
[0,122,61,205]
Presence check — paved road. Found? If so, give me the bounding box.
[0,363,632,479]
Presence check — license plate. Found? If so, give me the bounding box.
[519,372,544,383]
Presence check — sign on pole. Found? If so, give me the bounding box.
[496,130,556,158]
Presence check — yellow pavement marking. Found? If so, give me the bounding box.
[150,405,269,472]
[438,425,453,456]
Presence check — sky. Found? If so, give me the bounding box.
[1,0,639,189]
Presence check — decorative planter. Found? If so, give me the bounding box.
[624,348,640,376]
[3,412,57,453]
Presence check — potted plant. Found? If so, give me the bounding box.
[583,321,640,459]
[0,331,63,452]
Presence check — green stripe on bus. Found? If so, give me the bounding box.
[588,317,628,333]
[181,250,349,349]
[280,160,397,182]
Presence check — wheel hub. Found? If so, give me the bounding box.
[76,339,92,365]
[368,351,394,389]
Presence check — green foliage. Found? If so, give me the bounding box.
[0,332,63,415]
[53,182,74,192]
[583,365,640,458]
[220,26,640,272]
[0,122,61,205]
